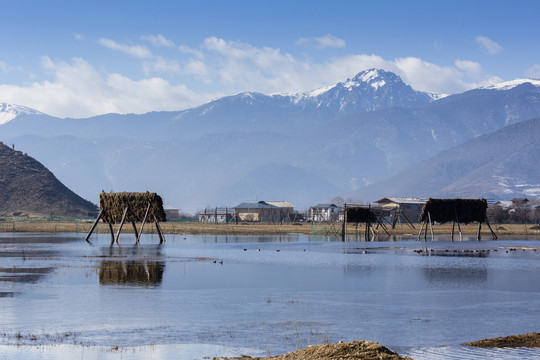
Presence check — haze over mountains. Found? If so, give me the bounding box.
[1,69,540,212]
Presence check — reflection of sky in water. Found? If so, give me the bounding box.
[0,232,539,359]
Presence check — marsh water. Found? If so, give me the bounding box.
[1,232,539,359]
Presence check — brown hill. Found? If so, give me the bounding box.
[0,142,97,217]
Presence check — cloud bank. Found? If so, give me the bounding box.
[0,35,504,118]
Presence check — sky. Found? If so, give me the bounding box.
[0,0,539,118]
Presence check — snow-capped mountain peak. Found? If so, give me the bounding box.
[0,103,43,125]
[292,68,437,112]
[480,78,540,91]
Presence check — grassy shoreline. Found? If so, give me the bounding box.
[1,220,539,237]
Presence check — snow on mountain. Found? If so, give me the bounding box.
[0,103,43,125]
[426,92,449,101]
[282,68,436,115]
[480,78,540,91]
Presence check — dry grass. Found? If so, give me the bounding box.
[419,198,487,224]
[214,340,413,360]
[464,332,540,348]
[1,221,540,236]
[99,192,166,224]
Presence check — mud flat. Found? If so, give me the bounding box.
[464,332,540,348]
[214,340,413,360]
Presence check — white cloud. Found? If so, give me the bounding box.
[143,57,181,75]
[0,61,10,73]
[141,34,175,48]
[195,37,499,95]
[296,34,346,48]
[98,38,153,58]
[73,33,83,41]
[454,59,484,78]
[178,45,204,59]
[475,35,503,55]
[0,37,505,118]
[526,64,540,79]
[0,60,24,73]
[0,57,208,118]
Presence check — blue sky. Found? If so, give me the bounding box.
[1,0,539,118]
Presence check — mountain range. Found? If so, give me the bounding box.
[1,69,540,212]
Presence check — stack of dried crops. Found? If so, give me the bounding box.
[346,206,377,223]
[419,198,487,224]
[99,191,166,224]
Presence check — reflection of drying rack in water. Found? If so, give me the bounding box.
[99,260,165,286]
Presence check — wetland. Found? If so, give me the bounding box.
[0,232,539,359]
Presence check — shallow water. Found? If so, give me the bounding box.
[0,232,539,359]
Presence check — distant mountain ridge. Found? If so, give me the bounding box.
[0,69,436,140]
[345,117,540,201]
[1,70,540,211]
[0,142,97,217]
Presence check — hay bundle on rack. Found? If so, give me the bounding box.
[99,191,166,224]
[419,198,487,224]
[346,206,377,223]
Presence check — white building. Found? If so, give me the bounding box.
[307,203,342,222]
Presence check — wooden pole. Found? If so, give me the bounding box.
[400,211,416,230]
[456,214,462,241]
[137,203,151,244]
[417,220,425,241]
[367,204,371,241]
[114,206,129,244]
[477,222,482,241]
[365,222,368,241]
[84,209,103,242]
[378,218,390,236]
[342,204,347,241]
[155,221,165,244]
[131,221,139,242]
[485,219,497,240]
[108,223,115,245]
[427,211,434,241]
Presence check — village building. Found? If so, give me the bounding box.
[492,200,514,209]
[234,201,295,223]
[164,209,180,221]
[307,203,343,222]
[374,197,427,226]
[198,207,234,223]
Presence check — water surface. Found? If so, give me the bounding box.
[0,232,539,359]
